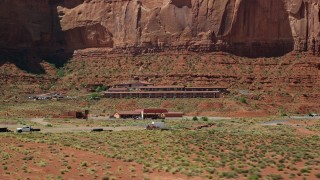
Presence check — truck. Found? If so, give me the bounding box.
[16,126,41,133]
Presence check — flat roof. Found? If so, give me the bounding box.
[104,91,220,94]
[184,87,227,89]
[116,111,141,115]
[139,86,185,88]
[163,112,184,114]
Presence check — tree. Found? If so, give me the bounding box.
[90,93,100,100]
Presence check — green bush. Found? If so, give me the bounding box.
[56,68,65,78]
[201,117,209,121]
[247,174,260,180]
[80,161,88,167]
[90,93,101,100]
[95,86,102,92]
[239,97,247,104]
[192,116,198,121]
[95,85,108,92]
[300,167,310,174]
[267,174,283,180]
[220,171,238,179]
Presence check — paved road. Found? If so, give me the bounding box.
[183,116,232,120]
[1,118,145,133]
[41,126,145,133]
[291,116,320,119]
[29,118,49,126]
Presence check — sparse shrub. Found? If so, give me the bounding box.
[102,176,110,180]
[80,161,88,167]
[247,174,260,180]
[300,167,310,174]
[101,85,108,91]
[220,171,238,179]
[37,160,47,167]
[56,68,65,78]
[267,174,283,180]
[23,156,33,161]
[90,93,100,100]
[206,167,215,174]
[239,97,247,104]
[96,86,102,92]
[192,116,198,121]
[201,117,209,121]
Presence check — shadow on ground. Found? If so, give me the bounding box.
[0,49,73,74]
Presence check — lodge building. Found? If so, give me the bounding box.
[102,81,228,99]
[104,91,220,98]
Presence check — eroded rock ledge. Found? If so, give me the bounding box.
[0,0,319,57]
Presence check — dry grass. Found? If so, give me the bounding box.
[1,118,319,179]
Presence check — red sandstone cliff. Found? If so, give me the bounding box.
[0,0,319,57]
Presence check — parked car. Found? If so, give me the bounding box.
[16,126,41,133]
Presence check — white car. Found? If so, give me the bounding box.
[16,126,41,133]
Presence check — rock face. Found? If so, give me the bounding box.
[0,0,320,57]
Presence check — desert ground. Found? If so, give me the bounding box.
[0,116,319,180]
[1,0,320,179]
[0,52,319,180]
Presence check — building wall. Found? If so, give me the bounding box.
[114,113,121,119]
[104,92,220,98]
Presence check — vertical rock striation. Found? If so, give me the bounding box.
[0,0,319,57]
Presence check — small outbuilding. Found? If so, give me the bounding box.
[113,109,183,119]
[141,109,168,119]
[53,110,89,119]
[113,111,141,119]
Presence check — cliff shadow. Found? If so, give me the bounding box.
[0,49,73,74]
[0,1,74,74]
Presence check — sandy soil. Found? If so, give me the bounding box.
[0,137,201,180]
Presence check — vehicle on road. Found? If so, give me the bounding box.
[146,122,168,130]
[0,127,12,133]
[16,126,41,133]
[91,128,104,132]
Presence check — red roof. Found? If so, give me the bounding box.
[103,91,220,94]
[185,87,227,89]
[164,112,184,115]
[163,112,184,117]
[139,86,185,89]
[142,109,168,113]
[116,111,141,115]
